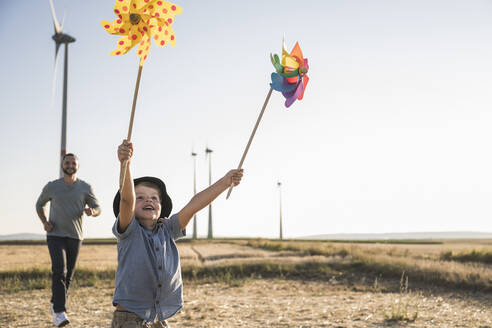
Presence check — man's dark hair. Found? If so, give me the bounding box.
[62,153,78,161]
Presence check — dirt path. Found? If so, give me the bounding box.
[1,279,490,328]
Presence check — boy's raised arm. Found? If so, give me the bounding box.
[178,169,243,230]
[118,140,136,232]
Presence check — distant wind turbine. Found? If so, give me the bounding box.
[49,0,75,177]
[278,181,283,240]
[205,147,213,239]
[191,150,198,239]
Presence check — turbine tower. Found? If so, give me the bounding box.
[278,181,283,240]
[191,150,198,239]
[49,0,75,177]
[205,147,213,239]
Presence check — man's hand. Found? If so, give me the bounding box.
[84,208,95,216]
[224,169,244,187]
[43,221,53,232]
[118,140,133,163]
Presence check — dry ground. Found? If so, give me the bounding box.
[1,241,491,327]
[1,279,491,328]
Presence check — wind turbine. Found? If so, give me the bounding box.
[205,147,213,239]
[49,0,75,177]
[191,150,198,239]
[278,181,283,240]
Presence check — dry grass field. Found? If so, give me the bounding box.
[0,239,491,327]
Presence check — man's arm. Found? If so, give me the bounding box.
[35,185,53,232]
[84,185,101,217]
[178,169,243,230]
[36,207,53,232]
[85,185,101,217]
[117,140,135,232]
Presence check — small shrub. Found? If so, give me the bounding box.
[440,249,492,264]
[382,272,419,323]
[440,250,453,261]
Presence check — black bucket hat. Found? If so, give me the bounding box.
[113,176,172,219]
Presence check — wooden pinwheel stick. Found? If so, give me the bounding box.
[226,87,274,199]
[120,64,144,189]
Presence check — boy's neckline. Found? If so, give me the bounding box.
[137,218,161,231]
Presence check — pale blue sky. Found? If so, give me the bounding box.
[1,0,492,238]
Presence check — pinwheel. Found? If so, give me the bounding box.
[226,39,309,199]
[101,0,182,66]
[270,41,309,107]
[101,0,182,187]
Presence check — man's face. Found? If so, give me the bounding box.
[134,185,161,221]
[62,155,79,176]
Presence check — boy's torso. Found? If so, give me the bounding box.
[112,215,185,322]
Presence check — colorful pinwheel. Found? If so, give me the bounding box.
[226,39,310,199]
[101,0,182,66]
[270,40,309,107]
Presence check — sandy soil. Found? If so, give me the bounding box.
[1,279,491,328]
[1,242,491,327]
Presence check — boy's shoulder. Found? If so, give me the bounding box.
[114,216,143,241]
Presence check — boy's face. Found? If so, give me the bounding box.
[134,185,161,221]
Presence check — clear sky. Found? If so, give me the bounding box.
[1,0,492,239]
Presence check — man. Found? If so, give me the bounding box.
[36,153,101,327]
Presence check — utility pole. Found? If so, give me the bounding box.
[206,147,213,239]
[278,181,283,240]
[191,151,197,239]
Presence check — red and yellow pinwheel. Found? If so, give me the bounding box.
[101,0,182,66]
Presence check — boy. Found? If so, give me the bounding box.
[112,140,243,327]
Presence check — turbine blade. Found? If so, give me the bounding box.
[51,46,61,106]
[55,42,61,60]
[60,10,66,31]
[48,0,62,34]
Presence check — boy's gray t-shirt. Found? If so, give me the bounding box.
[112,214,186,322]
[36,178,100,240]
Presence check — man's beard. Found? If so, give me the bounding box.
[62,168,76,176]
